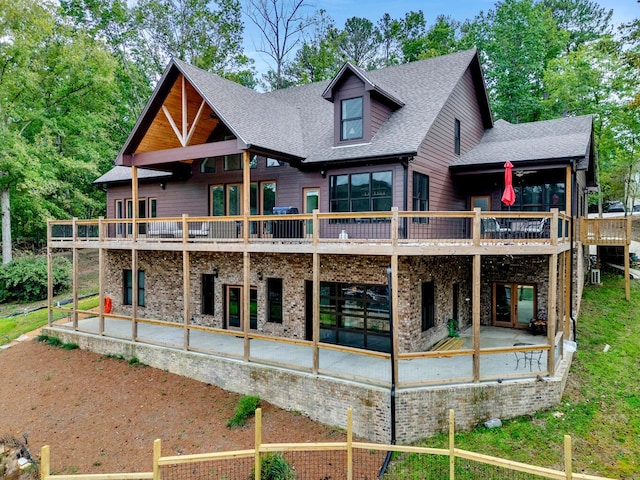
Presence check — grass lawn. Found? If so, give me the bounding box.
[387,271,639,479]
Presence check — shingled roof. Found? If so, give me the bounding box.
[93,165,172,185]
[452,115,594,171]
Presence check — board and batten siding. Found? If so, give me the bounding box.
[410,67,485,212]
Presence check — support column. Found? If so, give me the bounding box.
[243,151,250,244]
[564,250,571,337]
[72,246,79,329]
[47,245,53,327]
[243,251,250,360]
[183,250,191,350]
[131,248,138,341]
[391,254,399,386]
[312,252,320,374]
[548,253,558,374]
[472,254,481,382]
[131,166,138,241]
[99,243,105,335]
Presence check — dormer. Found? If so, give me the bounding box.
[322,63,404,147]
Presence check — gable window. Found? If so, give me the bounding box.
[223,154,242,171]
[412,172,429,223]
[341,97,363,141]
[200,157,216,173]
[267,278,283,323]
[454,118,461,155]
[123,269,145,307]
[329,171,392,213]
[266,157,284,167]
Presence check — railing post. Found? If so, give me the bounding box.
[347,408,353,480]
[72,217,78,242]
[153,439,161,480]
[255,408,262,480]
[391,207,398,247]
[40,445,50,480]
[313,209,319,247]
[449,409,455,480]
[473,208,481,246]
[551,209,559,245]
[182,213,188,243]
[564,435,572,480]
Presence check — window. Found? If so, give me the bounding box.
[123,270,145,307]
[267,278,283,323]
[316,282,390,352]
[506,183,565,212]
[421,281,435,331]
[454,118,461,155]
[202,274,215,315]
[200,157,216,173]
[412,172,429,223]
[341,97,363,141]
[149,198,157,218]
[226,286,257,330]
[224,154,242,171]
[266,157,284,167]
[329,171,392,213]
[210,183,277,216]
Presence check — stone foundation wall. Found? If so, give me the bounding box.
[41,327,572,444]
[104,250,475,353]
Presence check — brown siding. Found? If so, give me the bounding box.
[410,67,485,212]
[370,99,392,138]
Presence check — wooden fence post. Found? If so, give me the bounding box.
[255,408,262,480]
[347,408,353,480]
[153,439,161,480]
[449,409,455,480]
[564,435,572,480]
[40,445,50,480]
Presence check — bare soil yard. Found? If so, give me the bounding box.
[0,337,365,476]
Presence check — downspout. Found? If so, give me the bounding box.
[378,266,396,478]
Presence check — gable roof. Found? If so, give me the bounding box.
[117,48,491,167]
[451,115,594,171]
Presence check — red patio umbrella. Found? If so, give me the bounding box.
[501,161,516,207]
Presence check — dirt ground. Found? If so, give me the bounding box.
[0,337,379,477]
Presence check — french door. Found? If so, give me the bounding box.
[225,286,257,331]
[492,282,536,329]
[303,188,319,236]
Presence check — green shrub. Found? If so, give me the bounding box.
[0,255,71,302]
[227,395,260,428]
[251,453,296,480]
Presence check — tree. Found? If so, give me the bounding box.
[462,0,568,123]
[134,0,255,85]
[403,14,461,62]
[245,0,316,91]
[377,13,403,66]
[0,0,121,261]
[338,17,382,69]
[539,0,613,53]
[287,9,342,84]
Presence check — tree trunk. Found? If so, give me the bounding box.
[2,186,12,264]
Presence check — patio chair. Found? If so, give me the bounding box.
[481,218,510,238]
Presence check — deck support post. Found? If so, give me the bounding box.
[548,253,558,374]
[72,242,79,329]
[183,249,191,350]
[132,248,138,341]
[391,254,399,388]
[312,251,320,374]
[99,232,105,335]
[472,254,481,382]
[47,238,53,327]
[243,251,250,360]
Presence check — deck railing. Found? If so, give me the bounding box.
[48,208,572,247]
[581,216,631,245]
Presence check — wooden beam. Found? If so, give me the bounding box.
[73,246,78,328]
[121,140,244,166]
[473,254,481,382]
[391,254,399,385]
[132,248,138,341]
[565,166,572,217]
[132,166,138,242]
[185,100,207,146]
[625,244,631,301]
[161,105,185,147]
[99,240,105,335]
[181,75,187,143]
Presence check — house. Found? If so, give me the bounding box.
[47,48,624,443]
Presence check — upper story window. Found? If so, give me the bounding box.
[330,171,392,213]
[412,172,429,223]
[341,97,363,141]
[266,157,284,167]
[454,118,461,155]
[200,157,216,173]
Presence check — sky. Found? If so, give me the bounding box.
[242,0,640,75]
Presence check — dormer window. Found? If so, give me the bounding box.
[341,97,363,141]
